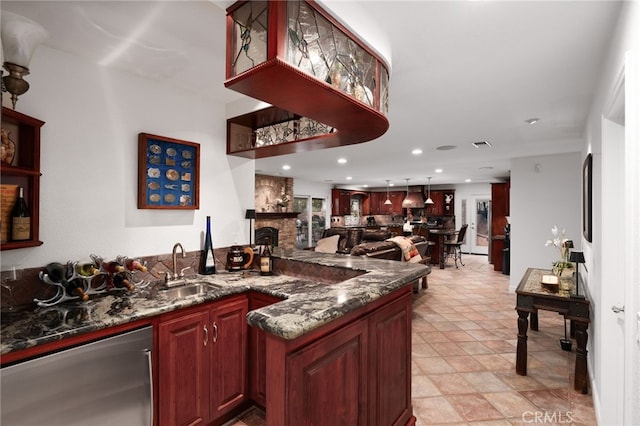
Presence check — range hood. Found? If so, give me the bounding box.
[402,190,425,208]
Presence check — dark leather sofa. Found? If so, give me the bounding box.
[321,228,430,261]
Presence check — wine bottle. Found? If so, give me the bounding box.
[103,261,125,274]
[113,273,135,291]
[76,262,99,277]
[65,278,89,301]
[44,262,69,283]
[125,259,147,273]
[199,216,216,275]
[260,240,273,276]
[11,186,30,241]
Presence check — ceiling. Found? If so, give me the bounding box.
[2,1,623,189]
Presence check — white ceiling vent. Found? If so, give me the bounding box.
[472,141,492,148]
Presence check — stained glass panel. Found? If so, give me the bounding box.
[286,1,382,110]
[230,1,268,77]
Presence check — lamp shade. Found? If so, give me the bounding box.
[1,11,48,67]
[569,251,585,263]
[245,209,256,219]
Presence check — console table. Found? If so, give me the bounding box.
[515,268,590,394]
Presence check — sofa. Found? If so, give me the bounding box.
[313,228,432,291]
[318,228,431,262]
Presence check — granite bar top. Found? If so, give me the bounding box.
[1,248,427,356]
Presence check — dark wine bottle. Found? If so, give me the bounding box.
[113,273,135,291]
[11,186,30,241]
[199,216,216,275]
[44,262,69,283]
[260,240,273,276]
[66,278,89,301]
[103,261,125,274]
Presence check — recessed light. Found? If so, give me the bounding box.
[472,141,492,148]
[435,169,443,173]
[465,179,472,183]
[479,166,494,170]
[411,148,423,155]
[436,145,457,151]
[389,183,395,187]
[525,118,540,124]
[282,164,291,170]
[346,176,352,180]
[337,158,347,164]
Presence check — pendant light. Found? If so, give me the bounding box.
[402,178,412,207]
[425,177,434,205]
[384,180,392,205]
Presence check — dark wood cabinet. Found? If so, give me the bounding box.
[1,107,44,250]
[158,309,210,426]
[158,295,248,426]
[248,292,281,408]
[287,319,369,425]
[210,297,249,419]
[368,292,413,426]
[266,287,414,426]
[424,190,455,217]
[331,189,352,216]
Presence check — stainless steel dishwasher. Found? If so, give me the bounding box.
[1,326,153,426]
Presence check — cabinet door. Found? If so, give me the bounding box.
[287,319,369,426]
[339,190,351,215]
[210,296,249,419]
[158,309,210,426]
[249,293,280,407]
[389,192,404,214]
[331,189,341,216]
[368,293,412,426]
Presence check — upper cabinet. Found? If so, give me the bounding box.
[424,190,455,217]
[1,107,44,250]
[225,1,389,158]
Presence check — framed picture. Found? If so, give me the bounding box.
[138,133,200,209]
[582,153,592,242]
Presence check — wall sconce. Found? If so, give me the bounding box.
[245,209,256,247]
[1,11,48,109]
[569,251,586,298]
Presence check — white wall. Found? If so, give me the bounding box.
[2,45,254,269]
[509,152,581,291]
[582,2,640,424]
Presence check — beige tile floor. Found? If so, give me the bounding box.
[226,254,597,425]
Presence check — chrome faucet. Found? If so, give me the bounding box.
[170,242,188,282]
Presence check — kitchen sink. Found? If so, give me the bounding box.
[159,281,221,299]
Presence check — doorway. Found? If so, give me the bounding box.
[463,196,490,255]
[293,196,326,249]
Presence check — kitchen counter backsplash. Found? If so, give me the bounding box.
[0,247,229,310]
[1,248,428,355]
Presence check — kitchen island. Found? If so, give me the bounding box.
[1,248,427,426]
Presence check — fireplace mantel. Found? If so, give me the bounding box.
[256,212,300,220]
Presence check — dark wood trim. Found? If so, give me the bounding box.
[255,212,299,220]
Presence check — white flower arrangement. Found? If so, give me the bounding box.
[545,225,573,276]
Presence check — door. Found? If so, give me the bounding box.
[158,310,210,426]
[210,297,248,418]
[467,197,490,255]
[601,52,639,425]
[294,196,327,249]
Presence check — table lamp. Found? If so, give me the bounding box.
[569,251,586,298]
[245,209,256,247]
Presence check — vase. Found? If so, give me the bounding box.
[1,128,16,166]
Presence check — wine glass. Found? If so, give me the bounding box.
[1,265,23,312]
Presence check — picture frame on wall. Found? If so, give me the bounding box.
[137,133,200,210]
[582,153,592,242]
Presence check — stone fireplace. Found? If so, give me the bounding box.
[254,174,297,249]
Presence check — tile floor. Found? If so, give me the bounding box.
[226,254,597,425]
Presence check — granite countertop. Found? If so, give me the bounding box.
[1,248,427,356]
